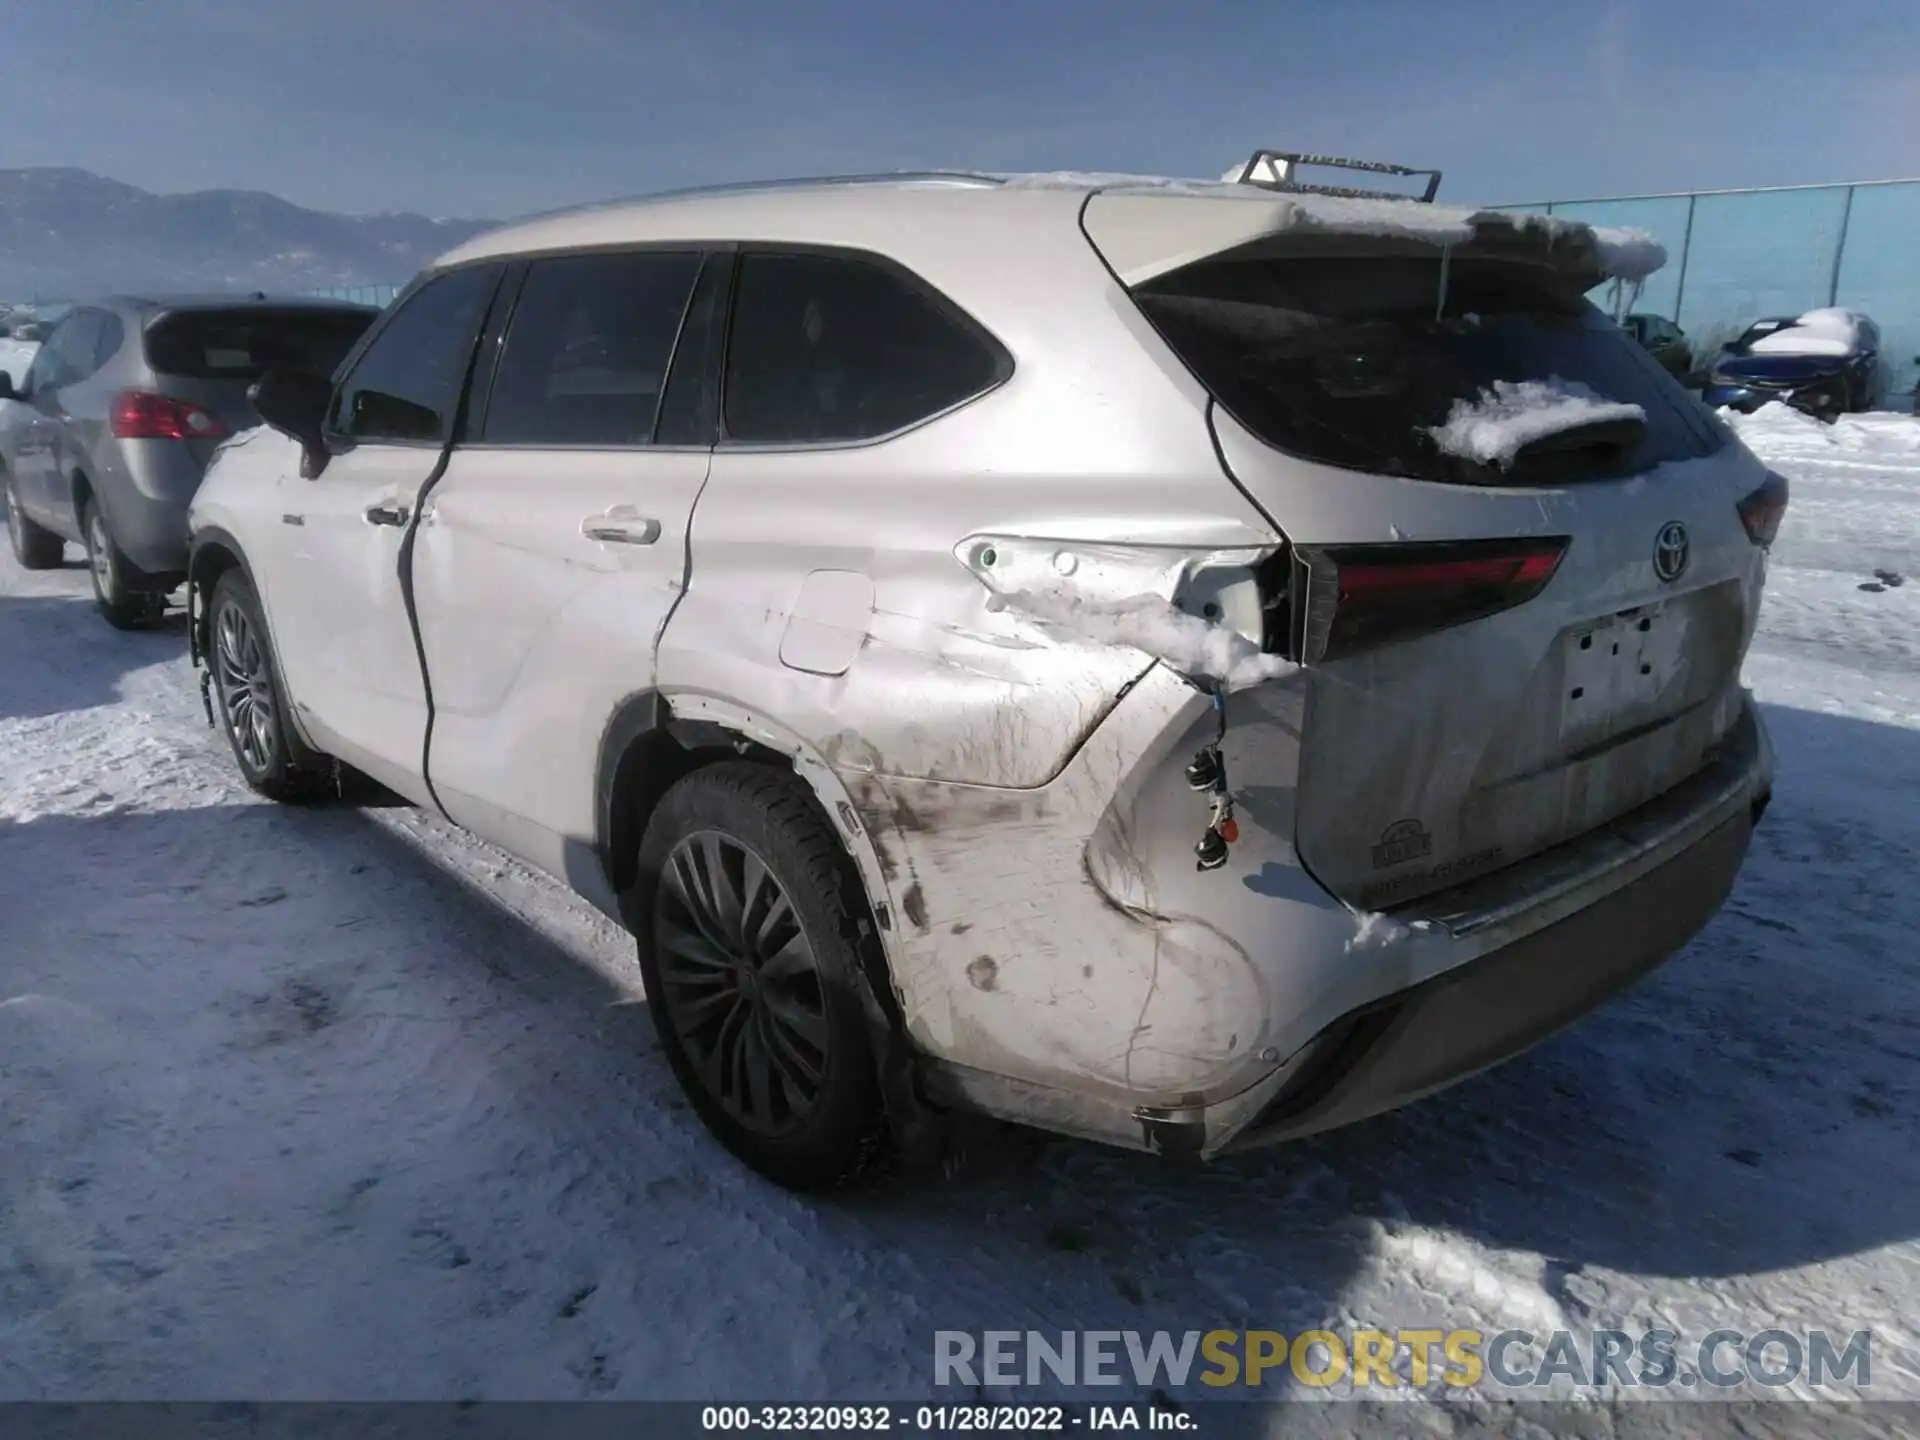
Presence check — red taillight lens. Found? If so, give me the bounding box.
[111,391,229,441]
[1275,537,1570,663]
[1737,471,1789,548]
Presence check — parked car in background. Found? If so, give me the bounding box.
[1702,307,1883,420]
[186,166,1777,1191]
[1622,312,1692,380]
[0,318,47,390]
[0,294,378,626]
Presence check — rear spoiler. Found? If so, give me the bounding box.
[1231,150,1444,204]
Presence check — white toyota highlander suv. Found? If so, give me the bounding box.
[187,158,1782,1189]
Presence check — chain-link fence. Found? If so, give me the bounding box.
[1488,178,1920,404]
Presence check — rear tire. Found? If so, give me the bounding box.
[81,496,163,629]
[5,473,63,570]
[207,568,332,803]
[633,763,888,1191]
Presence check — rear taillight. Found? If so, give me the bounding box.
[1737,471,1789,548]
[111,391,229,441]
[1267,537,1570,663]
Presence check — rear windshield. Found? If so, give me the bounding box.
[144,307,378,382]
[1133,251,1724,483]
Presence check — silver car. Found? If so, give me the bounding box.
[0,295,378,626]
[186,161,1781,1190]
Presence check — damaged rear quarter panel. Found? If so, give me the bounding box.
[836,667,1294,1105]
[649,213,1311,1103]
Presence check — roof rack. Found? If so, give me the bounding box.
[1232,151,1443,203]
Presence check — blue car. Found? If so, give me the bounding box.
[1701,309,1883,420]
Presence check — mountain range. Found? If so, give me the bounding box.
[0,168,499,301]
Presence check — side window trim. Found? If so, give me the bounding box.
[460,260,531,444]
[713,242,1014,453]
[323,262,506,453]
[650,246,737,450]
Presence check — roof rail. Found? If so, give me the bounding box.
[1233,151,1443,203]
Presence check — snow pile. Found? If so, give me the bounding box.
[987,587,1292,692]
[1583,226,1667,284]
[1427,378,1647,468]
[1279,194,1476,247]
[1723,401,1920,457]
[1747,307,1866,358]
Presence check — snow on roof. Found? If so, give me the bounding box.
[1747,307,1868,358]
[1427,377,1648,468]
[1078,173,1667,280]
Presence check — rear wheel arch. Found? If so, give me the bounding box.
[186,529,320,756]
[597,695,893,935]
[187,530,250,656]
[599,693,945,1171]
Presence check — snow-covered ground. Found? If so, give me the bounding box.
[3,405,1919,1423]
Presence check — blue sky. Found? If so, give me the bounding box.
[4,0,1917,219]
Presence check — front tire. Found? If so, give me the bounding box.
[5,472,64,570]
[634,763,887,1191]
[82,496,163,629]
[207,568,331,802]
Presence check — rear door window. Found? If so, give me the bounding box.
[1134,250,1724,483]
[330,266,500,445]
[722,250,1008,445]
[481,250,703,447]
[146,308,376,383]
[30,310,107,390]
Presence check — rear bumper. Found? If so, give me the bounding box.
[1224,805,1751,1150]
[1218,701,1769,1152]
[105,439,204,578]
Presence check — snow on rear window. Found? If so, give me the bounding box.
[1747,307,1865,358]
[1428,378,1648,469]
[1133,250,1720,484]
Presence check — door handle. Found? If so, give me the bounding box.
[582,515,662,546]
[365,503,410,527]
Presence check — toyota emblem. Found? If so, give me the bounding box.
[1653,521,1690,584]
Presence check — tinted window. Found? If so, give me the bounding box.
[331,266,498,444]
[483,251,702,447]
[1135,251,1722,484]
[723,251,1005,444]
[30,311,106,389]
[147,307,376,382]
